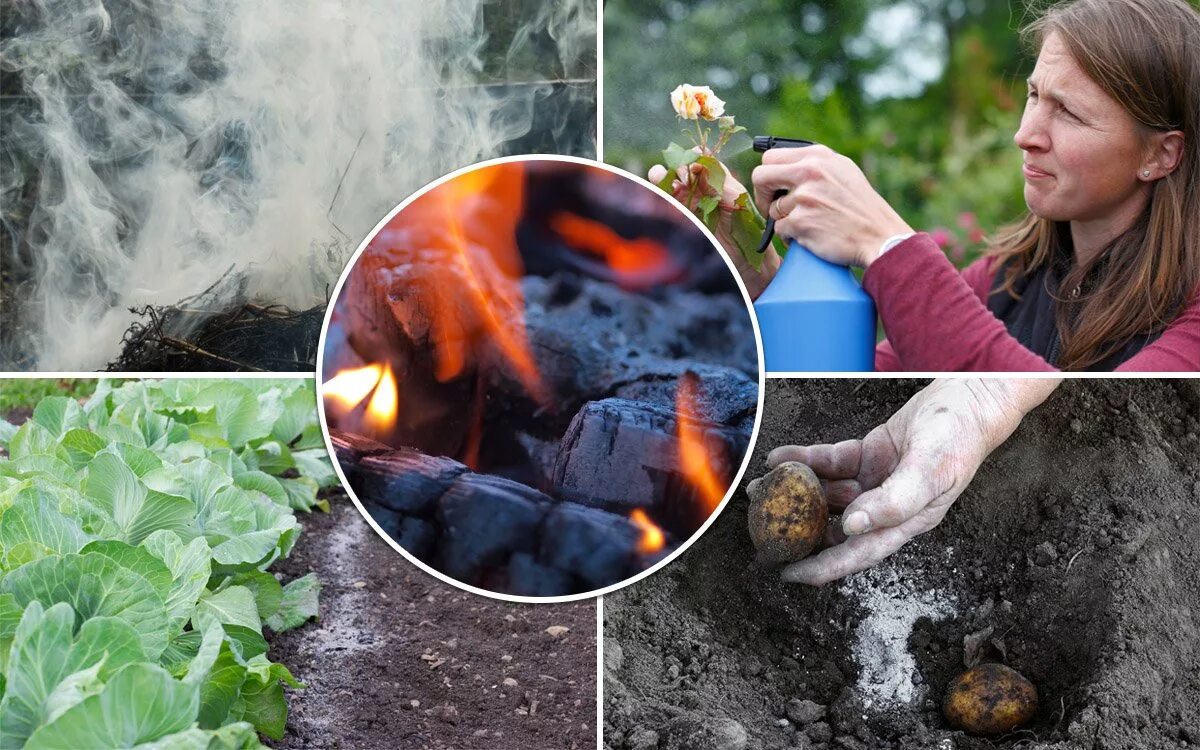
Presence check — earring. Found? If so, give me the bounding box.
[1142,169,1152,178]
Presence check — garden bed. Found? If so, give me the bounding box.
[604,379,1200,750]
[269,499,597,749]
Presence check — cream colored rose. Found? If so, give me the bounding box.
[670,84,726,121]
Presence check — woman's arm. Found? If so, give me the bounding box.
[1114,293,1200,371]
[874,253,998,371]
[864,235,1058,371]
[867,235,1200,372]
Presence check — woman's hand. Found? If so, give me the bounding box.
[751,146,913,269]
[648,160,781,299]
[766,378,1061,585]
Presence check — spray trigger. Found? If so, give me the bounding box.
[753,135,816,255]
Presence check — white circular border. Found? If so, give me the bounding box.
[317,153,766,604]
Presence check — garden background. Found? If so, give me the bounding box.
[605,0,1073,268]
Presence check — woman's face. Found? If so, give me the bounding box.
[1014,32,1152,226]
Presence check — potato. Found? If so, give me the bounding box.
[746,461,828,564]
[943,663,1038,736]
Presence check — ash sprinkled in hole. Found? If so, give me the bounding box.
[842,564,957,709]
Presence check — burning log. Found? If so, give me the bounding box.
[331,429,660,595]
[551,398,748,537]
[538,503,644,590]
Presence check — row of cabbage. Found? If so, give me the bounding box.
[0,379,337,749]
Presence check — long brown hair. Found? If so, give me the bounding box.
[989,0,1200,370]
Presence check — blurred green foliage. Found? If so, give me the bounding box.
[604,0,1044,267]
[0,379,105,412]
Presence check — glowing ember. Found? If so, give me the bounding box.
[630,509,665,554]
[324,364,384,412]
[676,372,726,515]
[364,363,398,434]
[549,212,676,290]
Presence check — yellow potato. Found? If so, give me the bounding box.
[746,461,827,564]
[943,663,1038,736]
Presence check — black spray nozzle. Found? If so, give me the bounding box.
[752,135,815,153]
[753,135,816,253]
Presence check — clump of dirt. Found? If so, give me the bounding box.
[604,379,1200,750]
[270,500,596,749]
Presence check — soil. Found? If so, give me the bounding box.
[604,379,1200,750]
[270,498,597,749]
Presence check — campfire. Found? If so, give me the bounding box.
[322,159,759,597]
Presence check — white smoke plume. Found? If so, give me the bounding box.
[0,0,596,369]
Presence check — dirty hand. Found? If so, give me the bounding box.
[767,378,1061,585]
[648,160,781,299]
[751,145,913,269]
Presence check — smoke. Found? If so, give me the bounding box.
[0,0,596,370]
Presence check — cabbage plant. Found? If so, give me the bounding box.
[0,379,335,748]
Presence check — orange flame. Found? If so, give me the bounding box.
[436,181,549,405]
[675,373,726,516]
[364,363,398,434]
[630,509,665,554]
[549,212,675,290]
[323,362,400,436]
[324,364,384,413]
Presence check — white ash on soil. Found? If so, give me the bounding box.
[842,564,956,709]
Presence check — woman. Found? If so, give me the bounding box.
[656,0,1200,371]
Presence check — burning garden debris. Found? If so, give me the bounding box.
[0,0,596,371]
[321,158,760,596]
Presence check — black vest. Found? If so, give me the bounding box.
[986,250,1158,370]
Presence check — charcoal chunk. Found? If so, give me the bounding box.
[354,449,468,515]
[539,503,640,588]
[437,474,550,583]
[507,552,575,597]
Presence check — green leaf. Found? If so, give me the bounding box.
[195,642,248,730]
[193,383,259,448]
[194,586,261,633]
[292,449,337,489]
[0,419,18,448]
[270,386,316,444]
[32,397,86,438]
[0,592,23,673]
[85,451,196,544]
[132,722,263,750]
[265,574,320,633]
[80,540,174,604]
[695,155,725,196]
[0,552,170,659]
[8,421,59,460]
[662,141,700,171]
[59,429,109,468]
[25,663,199,749]
[229,571,283,622]
[233,471,288,507]
[0,602,148,747]
[211,532,280,572]
[234,676,288,740]
[142,532,212,635]
[729,194,768,272]
[697,195,719,222]
[279,476,323,513]
[0,491,90,570]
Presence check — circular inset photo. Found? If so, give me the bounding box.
[318,155,763,600]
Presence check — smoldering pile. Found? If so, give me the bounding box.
[0,0,596,371]
[324,162,760,596]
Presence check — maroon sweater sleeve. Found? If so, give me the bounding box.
[865,233,1200,371]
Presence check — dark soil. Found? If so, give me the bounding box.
[270,498,597,749]
[604,379,1200,750]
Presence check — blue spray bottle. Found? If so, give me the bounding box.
[750,136,876,372]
